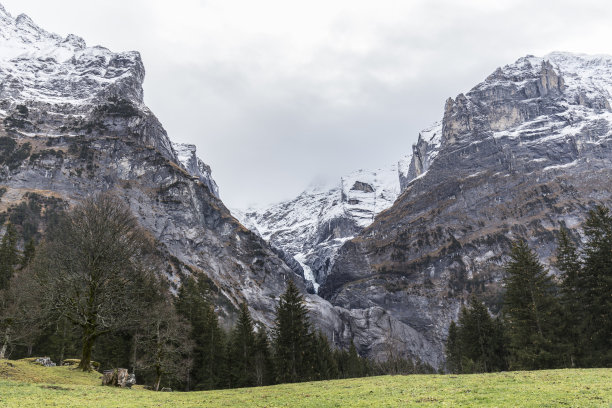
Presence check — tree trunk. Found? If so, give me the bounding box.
[154,322,163,391]
[154,370,162,392]
[0,326,11,359]
[131,333,139,375]
[78,329,95,371]
[59,322,67,365]
[530,286,544,337]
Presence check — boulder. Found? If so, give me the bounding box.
[33,357,56,367]
[126,373,137,387]
[102,368,135,388]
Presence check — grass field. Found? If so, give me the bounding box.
[1,359,611,407]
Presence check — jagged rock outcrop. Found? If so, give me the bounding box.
[0,5,310,328]
[172,142,219,198]
[320,52,612,368]
[399,122,442,190]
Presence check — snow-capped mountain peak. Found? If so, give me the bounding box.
[234,163,402,290]
[0,6,218,189]
[0,6,144,109]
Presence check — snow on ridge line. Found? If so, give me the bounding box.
[0,5,145,107]
[171,142,220,199]
[478,52,612,102]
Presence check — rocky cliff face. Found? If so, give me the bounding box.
[0,5,309,328]
[320,52,612,367]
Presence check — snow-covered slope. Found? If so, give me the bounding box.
[0,4,219,194]
[0,5,143,110]
[235,164,402,291]
[484,52,612,145]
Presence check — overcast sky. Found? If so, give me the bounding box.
[3,0,612,208]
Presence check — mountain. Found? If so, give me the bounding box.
[235,164,405,292]
[319,52,612,366]
[3,3,611,369]
[0,4,307,327]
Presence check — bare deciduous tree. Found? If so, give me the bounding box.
[31,192,154,371]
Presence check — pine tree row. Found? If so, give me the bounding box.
[173,278,429,391]
[1,194,430,390]
[446,205,612,372]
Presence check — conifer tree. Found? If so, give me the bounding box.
[20,238,35,270]
[556,227,583,367]
[175,276,226,390]
[228,303,256,388]
[0,223,18,290]
[445,321,461,373]
[345,341,365,378]
[253,326,274,386]
[445,299,507,374]
[459,298,506,372]
[580,206,612,365]
[311,331,338,380]
[503,240,560,369]
[273,280,313,383]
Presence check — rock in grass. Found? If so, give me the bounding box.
[101,368,136,388]
[33,357,56,367]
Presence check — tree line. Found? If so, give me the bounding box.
[446,206,612,373]
[0,193,431,391]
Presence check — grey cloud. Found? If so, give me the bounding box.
[2,0,612,208]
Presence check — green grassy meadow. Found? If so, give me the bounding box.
[1,359,611,407]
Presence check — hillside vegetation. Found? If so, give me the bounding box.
[1,359,611,407]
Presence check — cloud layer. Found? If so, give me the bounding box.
[3,0,612,208]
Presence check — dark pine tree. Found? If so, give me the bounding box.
[0,222,18,290]
[503,240,560,370]
[580,206,612,366]
[311,331,339,380]
[175,276,227,390]
[445,321,461,373]
[228,303,256,388]
[273,280,313,383]
[445,298,507,374]
[345,341,365,378]
[253,325,274,386]
[20,238,36,270]
[556,227,583,367]
[458,298,507,373]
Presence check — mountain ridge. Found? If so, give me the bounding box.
[1,2,611,369]
[319,50,612,365]
[0,4,308,330]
